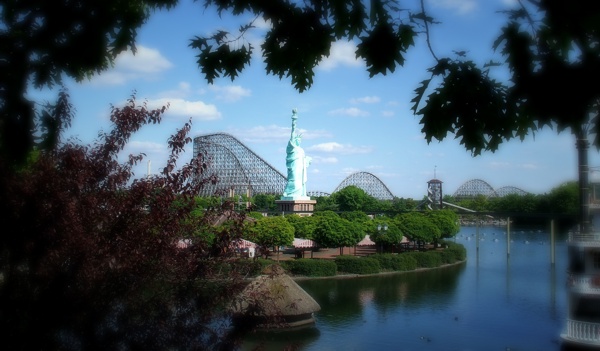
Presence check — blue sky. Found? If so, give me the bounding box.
[31,0,600,199]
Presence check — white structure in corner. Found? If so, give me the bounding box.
[561,230,600,347]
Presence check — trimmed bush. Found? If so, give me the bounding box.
[444,241,467,261]
[282,258,337,277]
[436,250,456,264]
[334,255,380,274]
[371,254,395,270]
[371,253,418,271]
[406,251,442,268]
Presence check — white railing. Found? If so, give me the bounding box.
[569,274,600,294]
[568,232,600,246]
[562,319,600,345]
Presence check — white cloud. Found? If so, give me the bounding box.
[311,156,339,164]
[308,142,373,155]
[318,41,363,71]
[115,46,173,73]
[157,82,194,99]
[350,96,381,104]
[209,85,251,102]
[381,110,394,117]
[328,107,369,117]
[430,0,477,15]
[146,98,221,121]
[87,45,173,85]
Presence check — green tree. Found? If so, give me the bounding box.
[457,194,490,212]
[389,197,418,213]
[313,212,363,255]
[194,196,222,210]
[333,185,378,212]
[252,193,277,211]
[339,210,371,236]
[369,220,404,252]
[394,212,441,244]
[489,193,540,214]
[443,195,457,205]
[285,213,317,239]
[313,195,338,211]
[375,199,393,213]
[312,209,342,220]
[247,215,294,259]
[425,210,460,240]
[246,211,266,220]
[538,181,579,216]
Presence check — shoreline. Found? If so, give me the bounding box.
[288,259,467,281]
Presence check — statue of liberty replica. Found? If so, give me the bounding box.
[277,109,316,215]
[282,109,311,199]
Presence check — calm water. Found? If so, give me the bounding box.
[242,225,569,351]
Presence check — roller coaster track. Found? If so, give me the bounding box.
[193,133,529,200]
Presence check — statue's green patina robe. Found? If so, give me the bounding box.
[282,109,311,200]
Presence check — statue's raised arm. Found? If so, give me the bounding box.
[290,108,298,138]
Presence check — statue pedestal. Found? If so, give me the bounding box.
[276,199,316,216]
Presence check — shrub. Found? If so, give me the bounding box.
[436,250,456,264]
[334,256,380,274]
[444,241,467,261]
[406,251,442,268]
[282,259,337,277]
[371,253,418,271]
[371,253,395,270]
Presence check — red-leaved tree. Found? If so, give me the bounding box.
[0,92,257,350]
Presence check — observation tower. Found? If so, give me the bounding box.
[427,178,443,210]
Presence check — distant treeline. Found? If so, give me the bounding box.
[196,181,580,228]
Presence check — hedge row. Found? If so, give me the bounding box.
[405,251,442,268]
[248,242,466,277]
[334,255,380,274]
[443,241,467,261]
[282,258,337,277]
[370,253,418,271]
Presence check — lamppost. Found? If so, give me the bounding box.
[377,223,388,253]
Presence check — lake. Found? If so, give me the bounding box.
[242,225,570,351]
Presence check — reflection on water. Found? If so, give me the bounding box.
[242,325,321,351]
[241,226,569,351]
